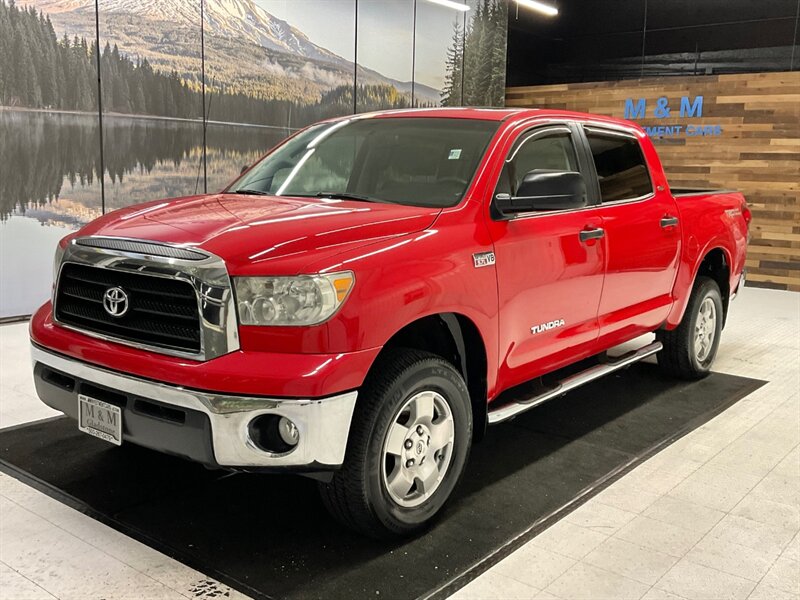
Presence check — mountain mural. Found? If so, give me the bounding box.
[0,0,508,319]
[17,0,441,108]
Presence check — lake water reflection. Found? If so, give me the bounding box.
[0,110,288,318]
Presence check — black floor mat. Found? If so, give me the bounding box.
[0,363,764,600]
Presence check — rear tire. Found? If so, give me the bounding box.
[318,348,472,539]
[657,276,723,380]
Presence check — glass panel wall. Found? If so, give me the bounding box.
[413,0,467,107]
[1,0,508,318]
[463,0,509,106]
[98,0,204,209]
[356,0,415,112]
[0,1,101,317]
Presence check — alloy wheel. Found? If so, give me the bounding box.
[694,296,717,362]
[381,390,455,508]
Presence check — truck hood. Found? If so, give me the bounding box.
[77,193,441,274]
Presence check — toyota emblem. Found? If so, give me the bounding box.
[102,287,129,317]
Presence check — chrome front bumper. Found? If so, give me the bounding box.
[31,344,358,469]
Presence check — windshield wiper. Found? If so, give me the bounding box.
[315,191,383,203]
[230,188,272,196]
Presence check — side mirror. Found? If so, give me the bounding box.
[240,165,250,175]
[495,170,587,216]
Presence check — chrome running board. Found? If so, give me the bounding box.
[487,341,663,425]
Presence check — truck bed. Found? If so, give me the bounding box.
[671,187,736,197]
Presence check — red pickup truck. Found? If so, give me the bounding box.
[31,108,750,538]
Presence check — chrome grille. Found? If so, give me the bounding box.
[55,263,201,353]
[53,238,239,360]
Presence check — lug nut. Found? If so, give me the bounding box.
[404,439,413,449]
[416,425,425,435]
[405,458,415,468]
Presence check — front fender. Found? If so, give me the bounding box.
[307,205,501,394]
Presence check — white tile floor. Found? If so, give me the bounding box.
[1,287,798,600]
[453,288,800,600]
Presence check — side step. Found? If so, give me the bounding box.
[487,341,663,425]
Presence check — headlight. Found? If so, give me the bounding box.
[234,272,354,326]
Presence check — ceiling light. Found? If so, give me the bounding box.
[515,0,558,17]
[424,0,470,12]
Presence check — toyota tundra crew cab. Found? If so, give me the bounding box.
[30,108,750,538]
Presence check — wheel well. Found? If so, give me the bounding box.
[377,314,488,441]
[697,248,730,326]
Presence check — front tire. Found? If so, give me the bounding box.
[318,349,472,539]
[657,276,723,380]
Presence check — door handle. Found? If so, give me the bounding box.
[660,216,679,228]
[579,227,605,242]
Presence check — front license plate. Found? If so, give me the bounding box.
[78,394,122,446]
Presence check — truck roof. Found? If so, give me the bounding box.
[364,107,638,131]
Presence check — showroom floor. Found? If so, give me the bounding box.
[1,287,798,600]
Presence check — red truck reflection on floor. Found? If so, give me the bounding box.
[30,108,750,538]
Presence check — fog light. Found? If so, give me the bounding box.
[278,417,299,447]
[248,414,299,454]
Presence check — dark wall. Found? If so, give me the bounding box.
[506,0,800,86]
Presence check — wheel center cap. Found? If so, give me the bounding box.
[404,425,431,463]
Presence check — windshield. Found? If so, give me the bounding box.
[230,117,499,208]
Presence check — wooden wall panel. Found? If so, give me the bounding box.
[506,71,800,292]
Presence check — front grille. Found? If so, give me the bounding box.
[55,263,201,353]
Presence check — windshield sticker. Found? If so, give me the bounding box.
[448,148,462,160]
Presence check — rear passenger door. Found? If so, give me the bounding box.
[582,126,681,346]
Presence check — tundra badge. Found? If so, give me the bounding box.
[473,251,496,268]
[531,319,565,334]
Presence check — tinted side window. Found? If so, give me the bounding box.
[497,132,579,197]
[586,132,652,202]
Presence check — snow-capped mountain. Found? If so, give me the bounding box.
[22,0,441,105]
[28,0,344,65]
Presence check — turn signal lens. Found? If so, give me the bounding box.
[332,274,354,302]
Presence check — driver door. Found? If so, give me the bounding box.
[485,124,606,390]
